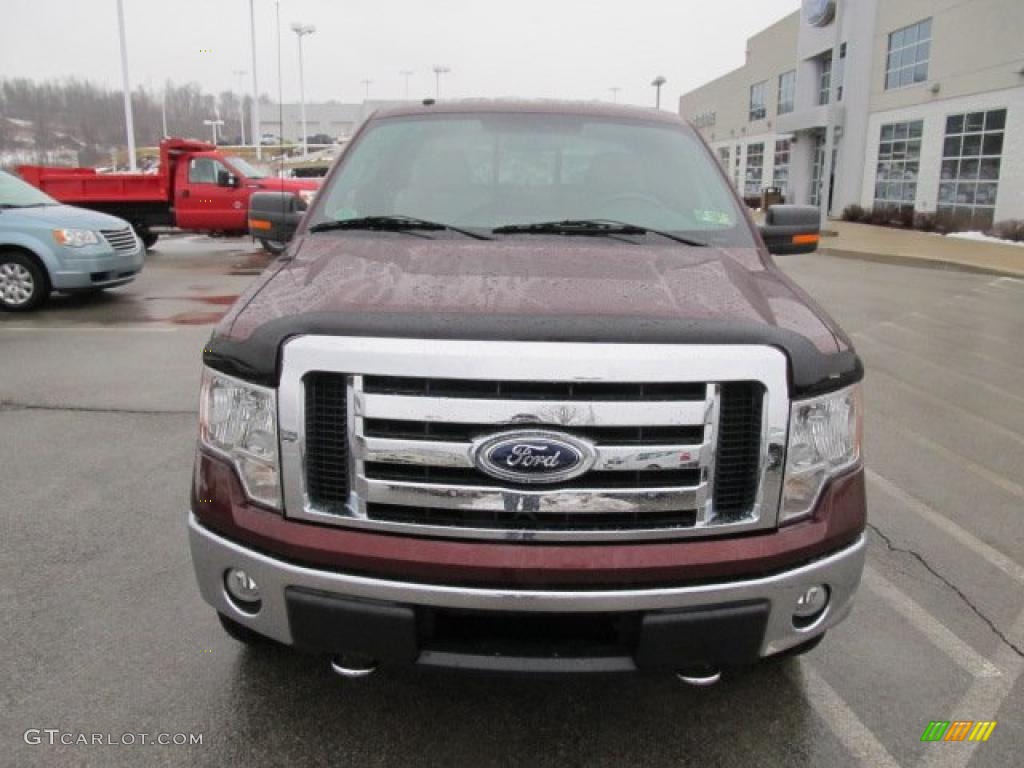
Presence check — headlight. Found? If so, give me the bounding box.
[298,189,317,206]
[780,383,862,522]
[52,228,100,247]
[199,368,281,509]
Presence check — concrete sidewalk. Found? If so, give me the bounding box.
[819,220,1024,277]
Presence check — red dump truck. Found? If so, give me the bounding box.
[18,138,320,252]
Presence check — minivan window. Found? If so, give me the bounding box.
[311,114,754,246]
[0,170,58,207]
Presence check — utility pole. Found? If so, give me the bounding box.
[361,79,373,100]
[233,69,248,145]
[609,86,621,103]
[115,0,137,170]
[160,84,168,138]
[400,70,414,99]
[820,0,844,230]
[432,65,450,99]
[291,22,316,157]
[651,75,666,110]
[248,0,262,158]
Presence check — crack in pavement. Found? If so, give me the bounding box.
[867,522,1024,659]
[0,401,196,416]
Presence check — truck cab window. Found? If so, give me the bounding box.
[189,158,227,185]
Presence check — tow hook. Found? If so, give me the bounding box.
[675,666,722,687]
[330,654,378,679]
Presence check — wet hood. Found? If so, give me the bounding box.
[1,203,130,230]
[207,234,860,395]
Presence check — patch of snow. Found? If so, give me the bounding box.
[945,231,1024,248]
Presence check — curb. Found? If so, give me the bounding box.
[819,247,1024,278]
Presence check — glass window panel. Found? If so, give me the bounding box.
[956,184,975,204]
[894,123,908,139]
[887,54,898,70]
[909,121,923,139]
[976,183,997,205]
[892,141,907,158]
[915,41,930,64]
[946,115,964,134]
[938,183,955,203]
[979,157,1000,180]
[907,140,922,159]
[913,63,928,83]
[890,29,904,49]
[943,136,961,157]
[881,125,894,141]
[965,112,985,132]
[940,160,958,180]
[919,18,932,39]
[904,24,919,45]
[959,158,980,179]
[900,68,914,87]
[904,161,919,179]
[985,109,1006,131]
[982,133,1003,156]
[962,134,982,156]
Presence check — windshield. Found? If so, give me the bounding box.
[0,170,58,207]
[225,156,269,179]
[310,113,753,246]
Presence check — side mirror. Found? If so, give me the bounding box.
[759,205,821,255]
[217,170,237,188]
[248,191,305,245]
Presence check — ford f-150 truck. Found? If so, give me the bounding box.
[18,138,319,253]
[190,101,865,685]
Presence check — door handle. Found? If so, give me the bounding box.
[181,189,190,198]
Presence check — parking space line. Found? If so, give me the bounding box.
[853,331,1024,407]
[928,608,1024,768]
[791,664,901,768]
[867,469,1024,585]
[872,320,1024,376]
[869,370,1024,449]
[881,427,1024,502]
[904,312,1024,353]
[862,568,1002,678]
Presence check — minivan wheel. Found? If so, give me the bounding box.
[137,228,159,250]
[259,238,287,255]
[217,612,272,646]
[0,251,49,311]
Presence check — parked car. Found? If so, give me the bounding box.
[0,170,144,311]
[190,101,865,684]
[18,138,319,253]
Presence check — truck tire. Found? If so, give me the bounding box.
[0,250,50,311]
[217,612,273,646]
[259,238,288,255]
[135,227,159,250]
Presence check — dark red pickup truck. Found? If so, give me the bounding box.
[191,101,865,684]
[19,138,318,252]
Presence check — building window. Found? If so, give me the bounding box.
[744,142,764,195]
[749,81,767,122]
[773,139,791,198]
[718,146,730,169]
[818,44,846,105]
[733,144,742,190]
[777,70,796,115]
[938,109,1006,229]
[885,18,931,89]
[874,120,923,215]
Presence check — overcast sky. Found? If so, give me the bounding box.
[1,0,799,107]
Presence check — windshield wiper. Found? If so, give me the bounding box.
[492,219,706,247]
[309,215,492,240]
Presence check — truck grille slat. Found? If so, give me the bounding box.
[363,375,707,401]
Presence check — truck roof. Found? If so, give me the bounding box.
[368,99,691,127]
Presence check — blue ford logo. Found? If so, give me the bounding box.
[473,430,596,484]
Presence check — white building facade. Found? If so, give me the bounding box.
[678,0,1024,228]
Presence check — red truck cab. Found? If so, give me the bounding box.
[18,138,318,250]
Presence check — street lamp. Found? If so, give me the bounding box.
[248,0,262,158]
[233,69,248,145]
[432,65,450,99]
[290,21,316,158]
[361,79,373,100]
[399,70,414,99]
[608,86,621,103]
[203,118,225,145]
[115,0,136,170]
[651,75,667,109]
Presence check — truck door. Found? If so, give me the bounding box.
[175,156,249,232]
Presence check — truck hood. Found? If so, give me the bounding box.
[206,234,862,395]
[1,203,130,230]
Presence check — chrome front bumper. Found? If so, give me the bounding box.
[189,513,866,660]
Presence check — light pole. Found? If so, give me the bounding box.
[233,69,248,145]
[291,22,316,157]
[399,70,414,99]
[608,86,621,103]
[651,75,666,109]
[160,83,168,138]
[432,65,450,99]
[248,0,262,158]
[115,0,136,170]
[819,0,844,230]
[361,79,373,100]
[203,118,225,145]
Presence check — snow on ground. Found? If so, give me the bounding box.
[944,230,1024,248]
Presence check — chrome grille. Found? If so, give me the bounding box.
[100,227,138,253]
[279,337,789,542]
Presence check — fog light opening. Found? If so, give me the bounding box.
[792,584,830,629]
[224,568,262,615]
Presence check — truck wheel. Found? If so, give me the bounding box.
[217,612,272,646]
[259,238,288,255]
[0,251,50,311]
[135,228,159,250]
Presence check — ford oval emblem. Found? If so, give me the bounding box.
[472,430,597,484]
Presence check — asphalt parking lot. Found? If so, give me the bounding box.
[2,237,1022,767]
